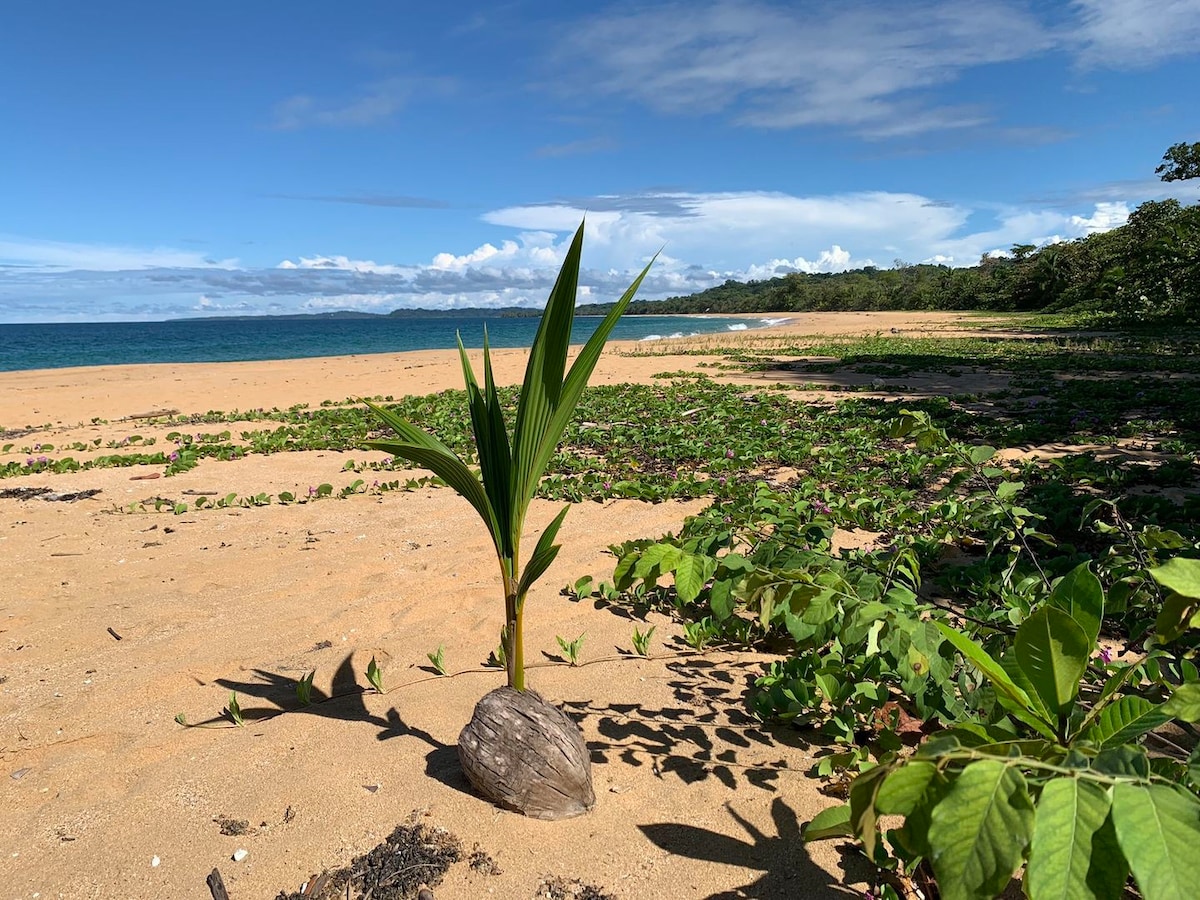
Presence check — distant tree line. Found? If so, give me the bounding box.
[578,145,1200,324]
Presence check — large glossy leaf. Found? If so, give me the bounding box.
[1014,606,1090,719]
[927,760,1034,900]
[876,761,938,815]
[1048,562,1104,647]
[1148,557,1200,600]
[1082,695,1170,749]
[936,622,1056,740]
[1026,778,1127,900]
[1111,783,1200,900]
[848,764,890,860]
[674,552,717,604]
[1161,682,1200,722]
[802,804,852,841]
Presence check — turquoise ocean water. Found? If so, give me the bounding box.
[0,315,789,373]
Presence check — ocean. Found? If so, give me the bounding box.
[0,315,789,373]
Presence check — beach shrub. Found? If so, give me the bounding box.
[806,558,1200,900]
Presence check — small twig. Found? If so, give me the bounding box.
[106,627,123,641]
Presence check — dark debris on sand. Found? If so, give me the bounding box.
[274,819,462,900]
[534,875,616,900]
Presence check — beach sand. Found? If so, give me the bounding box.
[0,311,988,899]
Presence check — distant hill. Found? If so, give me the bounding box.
[179,306,543,323]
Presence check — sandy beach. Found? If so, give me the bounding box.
[0,311,987,899]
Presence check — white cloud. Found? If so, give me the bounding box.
[0,235,237,272]
[561,0,1054,137]
[1072,0,1200,67]
[270,75,453,129]
[555,1,1200,137]
[277,254,409,275]
[1070,201,1131,234]
[0,190,1159,321]
[486,191,968,270]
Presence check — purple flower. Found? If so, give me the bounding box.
[32,444,41,451]
[814,501,831,515]
[1099,646,1113,665]
[169,452,179,462]
[36,455,48,464]
[717,477,727,486]
[26,458,35,466]
[725,449,735,459]
[308,485,318,497]
[603,481,612,491]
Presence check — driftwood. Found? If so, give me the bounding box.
[207,868,231,900]
[458,686,594,820]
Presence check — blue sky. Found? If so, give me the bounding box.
[1,0,1198,323]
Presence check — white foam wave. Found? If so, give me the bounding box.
[638,330,701,342]
[726,322,749,331]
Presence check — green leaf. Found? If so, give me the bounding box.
[936,622,1055,739]
[1161,682,1200,722]
[1048,562,1104,648]
[1083,695,1171,749]
[968,445,997,465]
[1112,783,1200,900]
[1093,746,1150,779]
[510,223,654,538]
[1155,590,1200,641]
[1026,778,1127,900]
[1148,557,1200,600]
[517,505,570,600]
[632,543,683,581]
[848,764,890,860]
[1014,606,1090,719]
[995,479,1023,500]
[802,804,852,841]
[876,761,938,816]
[675,553,716,604]
[710,578,735,621]
[927,760,1033,900]
[458,330,514,559]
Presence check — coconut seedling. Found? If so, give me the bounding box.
[365,221,652,819]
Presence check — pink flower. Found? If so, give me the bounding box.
[1099,647,1113,665]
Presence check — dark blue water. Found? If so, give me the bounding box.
[0,315,782,372]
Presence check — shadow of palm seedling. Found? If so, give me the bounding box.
[639,796,867,899]
[562,657,812,793]
[209,655,479,798]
